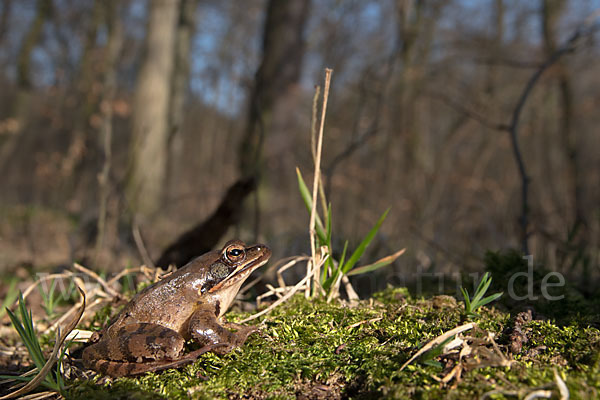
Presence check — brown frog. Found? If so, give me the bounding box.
[82,240,271,377]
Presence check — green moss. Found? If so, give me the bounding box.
[69,288,600,399]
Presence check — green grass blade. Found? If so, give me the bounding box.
[472,273,493,306]
[347,248,405,276]
[6,308,29,346]
[0,375,34,383]
[341,208,389,274]
[322,266,337,291]
[461,287,471,313]
[56,337,74,393]
[326,204,332,244]
[324,241,349,290]
[346,260,390,276]
[297,167,313,211]
[320,258,330,290]
[0,279,19,319]
[7,312,45,371]
[296,168,327,243]
[12,294,47,370]
[338,240,348,270]
[475,272,489,293]
[18,293,32,337]
[476,292,503,308]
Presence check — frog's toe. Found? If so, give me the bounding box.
[213,343,236,354]
[242,325,259,337]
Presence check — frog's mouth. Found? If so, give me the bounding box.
[208,245,271,293]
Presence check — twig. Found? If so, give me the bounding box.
[240,256,309,296]
[429,11,600,255]
[255,256,312,307]
[505,11,600,254]
[44,297,103,335]
[107,266,145,286]
[427,90,509,131]
[132,219,156,269]
[73,262,120,298]
[275,256,311,289]
[239,255,328,324]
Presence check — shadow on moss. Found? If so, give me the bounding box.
[485,250,600,327]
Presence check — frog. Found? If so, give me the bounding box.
[82,239,271,377]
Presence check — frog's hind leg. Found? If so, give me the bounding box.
[90,344,225,377]
[112,323,186,362]
[82,322,185,375]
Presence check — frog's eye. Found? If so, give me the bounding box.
[225,246,245,262]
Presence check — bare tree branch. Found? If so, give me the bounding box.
[507,10,600,254]
[431,10,600,255]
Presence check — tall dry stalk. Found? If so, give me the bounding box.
[306,68,332,298]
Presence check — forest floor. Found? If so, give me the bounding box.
[1,251,599,399]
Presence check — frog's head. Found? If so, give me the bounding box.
[202,240,271,316]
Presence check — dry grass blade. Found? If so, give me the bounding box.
[16,392,56,400]
[107,266,146,286]
[45,296,103,336]
[0,286,86,400]
[399,322,475,371]
[21,273,73,301]
[523,390,553,400]
[73,263,120,298]
[554,369,569,400]
[341,275,359,303]
[485,331,512,367]
[307,68,333,297]
[276,256,311,289]
[239,256,310,296]
[64,328,93,342]
[132,219,156,269]
[255,256,312,307]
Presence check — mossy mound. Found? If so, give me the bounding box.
[70,287,600,399]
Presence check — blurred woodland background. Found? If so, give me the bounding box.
[0,0,599,296]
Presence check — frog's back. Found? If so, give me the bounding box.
[106,254,214,336]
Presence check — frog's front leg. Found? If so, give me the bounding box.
[188,307,257,353]
[83,323,185,377]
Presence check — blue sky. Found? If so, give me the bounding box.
[1,0,599,116]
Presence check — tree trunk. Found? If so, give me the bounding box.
[128,0,180,217]
[0,0,52,174]
[541,0,584,229]
[167,0,198,197]
[94,0,124,264]
[61,0,104,206]
[541,0,590,288]
[0,0,13,46]
[238,0,311,177]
